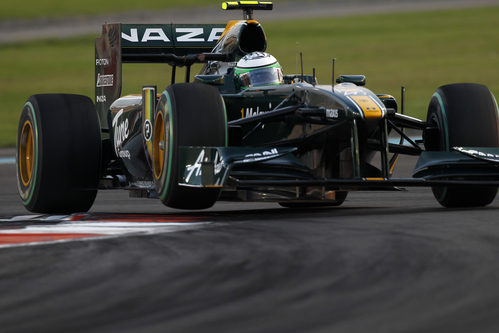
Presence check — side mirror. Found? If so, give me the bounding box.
[194,75,225,86]
[336,75,366,86]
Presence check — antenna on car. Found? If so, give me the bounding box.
[222,1,273,20]
[300,52,304,83]
[313,68,316,86]
[331,58,336,92]
[401,86,405,115]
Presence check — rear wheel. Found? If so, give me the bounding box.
[152,83,227,209]
[424,83,499,207]
[16,94,101,213]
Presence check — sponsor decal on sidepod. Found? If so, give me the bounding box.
[112,109,131,159]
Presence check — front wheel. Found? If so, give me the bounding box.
[424,83,499,207]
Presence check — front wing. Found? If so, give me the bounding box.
[178,146,499,190]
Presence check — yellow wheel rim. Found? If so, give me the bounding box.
[152,112,165,179]
[19,120,34,186]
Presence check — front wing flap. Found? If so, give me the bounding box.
[414,147,499,179]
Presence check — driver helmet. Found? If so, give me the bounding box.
[234,52,283,88]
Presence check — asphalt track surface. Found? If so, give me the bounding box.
[3,150,499,332]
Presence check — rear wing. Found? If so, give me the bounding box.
[95,2,274,129]
[95,23,226,128]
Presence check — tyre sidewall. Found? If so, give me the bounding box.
[426,90,450,203]
[426,90,450,151]
[16,99,41,210]
[154,91,175,203]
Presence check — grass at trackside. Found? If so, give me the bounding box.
[0,0,296,20]
[1,0,222,20]
[267,6,499,118]
[0,6,498,147]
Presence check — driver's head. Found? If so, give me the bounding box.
[234,52,283,89]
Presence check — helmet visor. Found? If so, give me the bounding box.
[239,67,283,87]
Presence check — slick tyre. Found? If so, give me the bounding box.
[152,83,227,209]
[16,94,101,213]
[425,83,499,207]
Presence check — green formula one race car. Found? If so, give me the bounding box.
[16,1,499,213]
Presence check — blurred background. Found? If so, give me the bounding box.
[1,0,498,147]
